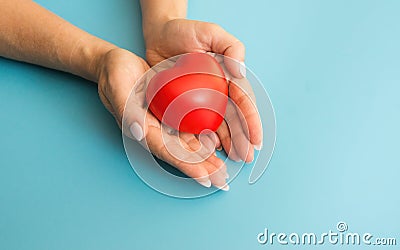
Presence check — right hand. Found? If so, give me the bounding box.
[143,19,263,163]
[97,48,229,190]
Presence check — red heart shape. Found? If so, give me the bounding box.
[146,53,228,134]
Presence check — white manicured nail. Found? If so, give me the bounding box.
[130,122,144,141]
[197,179,212,188]
[220,184,230,191]
[232,157,241,162]
[254,142,263,151]
[239,62,246,78]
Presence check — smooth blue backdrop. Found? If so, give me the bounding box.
[0,0,399,249]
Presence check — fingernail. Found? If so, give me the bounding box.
[231,157,241,162]
[130,122,144,141]
[239,61,246,78]
[216,146,222,151]
[197,179,212,188]
[254,142,263,151]
[219,184,230,191]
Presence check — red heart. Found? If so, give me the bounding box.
[146,53,228,134]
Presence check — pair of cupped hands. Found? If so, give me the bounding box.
[97,19,263,190]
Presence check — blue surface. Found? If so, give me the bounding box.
[0,0,399,249]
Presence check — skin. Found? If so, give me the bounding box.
[0,0,262,190]
[139,0,263,161]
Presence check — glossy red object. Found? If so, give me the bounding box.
[146,53,228,134]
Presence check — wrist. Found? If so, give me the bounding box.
[140,0,187,44]
[52,22,118,83]
[69,38,117,82]
[142,16,175,47]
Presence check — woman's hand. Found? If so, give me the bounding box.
[144,19,245,77]
[97,48,229,189]
[143,19,263,162]
[0,0,229,189]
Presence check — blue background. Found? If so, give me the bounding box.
[0,0,399,249]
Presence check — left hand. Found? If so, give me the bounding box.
[97,48,228,189]
[144,19,263,162]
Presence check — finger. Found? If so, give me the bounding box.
[123,60,174,142]
[207,24,246,78]
[198,131,219,152]
[216,120,232,154]
[180,133,228,189]
[229,80,263,149]
[180,133,229,191]
[207,154,228,179]
[126,60,175,141]
[225,101,254,162]
[207,131,221,149]
[216,120,242,162]
[145,125,212,187]
[123,58,174,142]
[122,70,152,141]
[132,111,165,152]
[163,130,207,164]
[123,104,148,142]
[178,132,213,161]
[100,57,150,141]
[229,75,257,103]
[202,157,229,191]
[228,144,241,162]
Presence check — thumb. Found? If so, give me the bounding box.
[122,82,149,141]
[104,74,149,142]
[123,104,148,142]
[207,23,246,78]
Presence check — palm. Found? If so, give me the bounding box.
[98,49,149,127]
[97,49,228,189]
[145,19,219,66]
[144,21,263,162]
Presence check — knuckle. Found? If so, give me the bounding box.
[235,40,245,49]
[205,22,222,32]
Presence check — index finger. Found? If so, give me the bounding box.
[228,78,263,149]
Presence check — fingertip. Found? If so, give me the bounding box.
[221,184,230,191]
[215,183,230,191]
[196,178,212,188]
[250,129,263,150]
[245,145,255,163]
[216,121,232,154]
[254,141,263,151]
[225,172,230,179]
[224,57,245,79]
[210,175,229,191]
[199,132,217,152]
[187,166,211,188]
[223,40,246,78]
[129,122,144,141]
[228,146,241,162]
[211,132,221,149]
